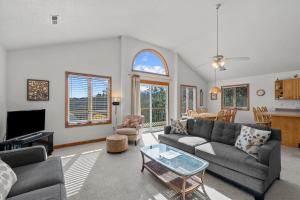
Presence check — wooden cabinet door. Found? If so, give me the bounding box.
[292,78,300,99]
[283,79,294,99]
[295,78,300,99]
[297,78,300,99]
[292,79,297,99]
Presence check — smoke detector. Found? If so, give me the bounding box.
[51,15,59,24]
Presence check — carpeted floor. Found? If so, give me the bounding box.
[53,131,300,200]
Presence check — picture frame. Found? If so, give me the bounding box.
[27,79,49,101]
[210,93,217,100]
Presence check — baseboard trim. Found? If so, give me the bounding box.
[54,137,106,149]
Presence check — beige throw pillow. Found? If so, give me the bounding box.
[170,119,188,135]
[235,125,271,159]
[0,159,17,199]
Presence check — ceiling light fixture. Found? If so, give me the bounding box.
[197,4,250,71]
[209,69,221,94]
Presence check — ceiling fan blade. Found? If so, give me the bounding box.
[197,62,211,68]
[225,57,250,61]
[219,66,227,71]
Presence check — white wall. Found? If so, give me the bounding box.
[178,56,208,118]
[208,70,300,123]
[120,36,206,121]
[0,46,6,141]
[120,36,178,121]
[6,36,208,145]
[7,38,121,145]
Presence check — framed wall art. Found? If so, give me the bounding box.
[27,79,49,101]
[211,93,217,100]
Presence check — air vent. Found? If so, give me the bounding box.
[51,15,58,24]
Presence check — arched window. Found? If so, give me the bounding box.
[132,49,169,76]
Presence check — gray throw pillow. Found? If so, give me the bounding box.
[0,159,17,199]
[235,125,271,159]
[170,119,188,135]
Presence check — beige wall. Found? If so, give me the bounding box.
[6,36,206,145]
[7,38,121,145]
[178,56,208,118]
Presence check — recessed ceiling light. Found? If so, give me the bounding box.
[51,15,59,25]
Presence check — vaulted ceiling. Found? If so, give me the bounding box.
[1,0,300,81]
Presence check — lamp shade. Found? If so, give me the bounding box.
[112,97,121,105]
[209,86,221,94]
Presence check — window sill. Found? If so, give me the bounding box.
[65,121,112,128]
[222,107,249,111]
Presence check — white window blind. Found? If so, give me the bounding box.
[66,72,111,127]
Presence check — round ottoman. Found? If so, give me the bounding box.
[106,134,128,153]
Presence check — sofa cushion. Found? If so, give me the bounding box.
[0,159,17,199]
[241,123,281,141]
[158,134,208,154]
[116,128,138,136]
[235,125,271,159]
[8,157,64,197]
[186,119,214,140]
[211,121,241,145]
[170,119,188,135]
[7,184,66,200]
[195,142,269,180]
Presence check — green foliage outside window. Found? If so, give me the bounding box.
[222,84,249,110]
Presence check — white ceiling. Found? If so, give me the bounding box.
[1,0,300,81]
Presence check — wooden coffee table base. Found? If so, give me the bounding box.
[141,155,205,200]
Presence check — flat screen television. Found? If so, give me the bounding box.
[6,109,45,140]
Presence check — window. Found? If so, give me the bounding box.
[65,72,112,127]
[221,84,249,110]
[132,49,169,76]
[180,85,197,114]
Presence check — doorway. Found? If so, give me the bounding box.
[140,80,169,132]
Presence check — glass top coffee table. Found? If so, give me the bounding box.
[140,144,209,200]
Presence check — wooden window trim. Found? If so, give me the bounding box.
[132,48,169,76]
[179,84,198,114]
[221,83,249,111]
[140,79,170,125]
[140,79,169,86]
[65,71,112,128]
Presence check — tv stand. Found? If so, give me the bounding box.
[0,132,54,155]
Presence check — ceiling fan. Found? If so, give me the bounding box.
[203,3,250,71]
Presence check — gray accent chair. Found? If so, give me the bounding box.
[0,146,66,200]
[159,119,281,200]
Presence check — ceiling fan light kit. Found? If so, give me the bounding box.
[212,55,225,69]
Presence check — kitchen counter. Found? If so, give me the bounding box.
[268,111,300,117]
[269,111,300,148]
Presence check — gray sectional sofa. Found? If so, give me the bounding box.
[0,146,66,200]
[159,119,281,200]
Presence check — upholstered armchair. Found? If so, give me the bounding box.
[116,115,144,145]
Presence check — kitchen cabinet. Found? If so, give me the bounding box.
[275,78,300,100]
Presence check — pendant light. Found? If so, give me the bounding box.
[210,69,221,94]
[209,4,221,94]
